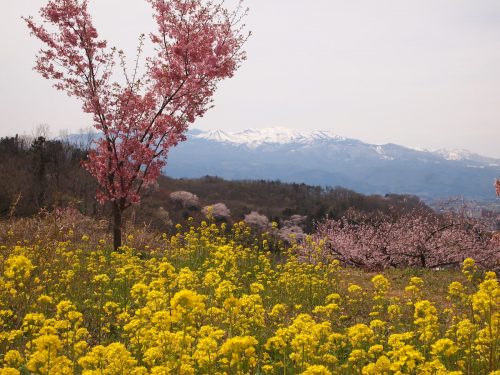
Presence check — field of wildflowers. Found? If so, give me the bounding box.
[0,214,498,374]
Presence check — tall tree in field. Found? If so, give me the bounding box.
[25,0,248,249]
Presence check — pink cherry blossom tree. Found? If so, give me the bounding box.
[25,0,248,249]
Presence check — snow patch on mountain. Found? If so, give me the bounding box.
[372,145,394,160]
[433,149,475,161]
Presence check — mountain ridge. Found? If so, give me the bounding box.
[191,127,498,164]
[163,127,500,201]
[64,127,500,200]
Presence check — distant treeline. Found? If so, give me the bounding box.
[0,135,429,232]
[156,176,429,232]
[0,135,97,217]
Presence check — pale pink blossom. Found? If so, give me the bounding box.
[169,191,199,209]
[244,211,270,230]
[305,209,499,270]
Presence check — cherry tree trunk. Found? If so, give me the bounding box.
[113,203,122,251]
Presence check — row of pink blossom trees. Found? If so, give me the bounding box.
[25,0,248,249]
[307,208,499,270]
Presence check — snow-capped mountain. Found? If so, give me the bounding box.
[163,128,500,200]
[194,127,346,147]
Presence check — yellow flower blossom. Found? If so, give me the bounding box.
[301,364,332,374]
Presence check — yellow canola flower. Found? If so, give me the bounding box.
[387,303,402,321]
[269,303,288,323]
[371,274,391,295]
[348,348,367,367]
[193,325,225,369]
[367,344,384,357]
[170,289,206,325]
[431,338,459,358]
[219,335,258,371]
[313,303,340,321]
[472,272,499,318]
[448,281,465,299]
[78,342,141,375]
[202,271,221,289]
[454,318,476,346]
[26,334,73,374]
[347,284,363,295]
[301,364,332,374]
[462,258,477,282]
[0,369,20,375]
[414,300,439,343]
[4,254,34,280]
[387,343,424,373]
[250,282,264,294]
[37,294,53,305]
[22,312,46,334]
[417,359,462,374]
[3,350,23,368]
[346,324,374,348]
[362,355,391,375]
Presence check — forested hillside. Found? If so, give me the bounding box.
[0,136,427,232]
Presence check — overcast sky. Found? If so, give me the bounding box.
[2,0,500,157]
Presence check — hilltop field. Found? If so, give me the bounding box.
[0,211,498,374]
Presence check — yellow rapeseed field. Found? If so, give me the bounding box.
[0,219,498,374]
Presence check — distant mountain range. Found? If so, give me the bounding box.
[161,127,500,201]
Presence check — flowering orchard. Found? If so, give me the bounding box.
[24,0,248,249]
[310,209,499,270]
[0,216,498,374]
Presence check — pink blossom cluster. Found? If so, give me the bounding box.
[307,209,499,270]
[243,211,270,231]
[278,225,305,243]
[169,190,199,209]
